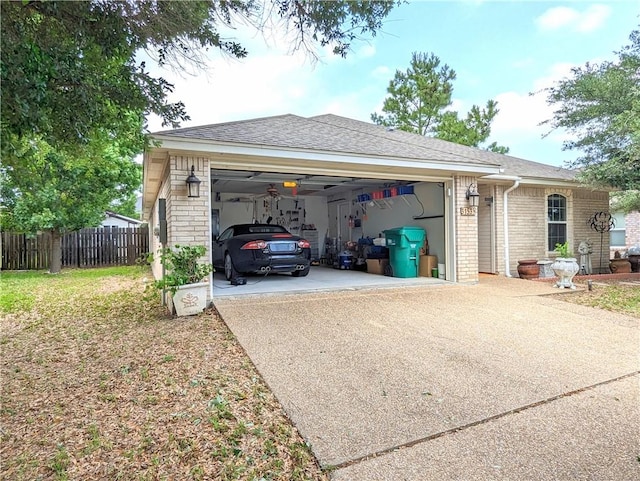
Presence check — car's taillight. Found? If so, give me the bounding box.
[241,240,267,250]
[298,239,310,248]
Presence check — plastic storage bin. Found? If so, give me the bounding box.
[383,226,426,278]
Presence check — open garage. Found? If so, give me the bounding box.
[205,167,452,295]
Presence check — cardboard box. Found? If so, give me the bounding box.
[366,258,389,275]
[419,255,438,277]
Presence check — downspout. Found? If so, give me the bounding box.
[502,179,521,277]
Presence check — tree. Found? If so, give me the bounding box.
[1,0,398,271]
[1,0,398,162]
[371,52,508,153]
[110,193,141,220]
[543,27,640,211]
[0,133,141,273]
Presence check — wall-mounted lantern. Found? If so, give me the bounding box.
[466,183,480,207]
[186,165,201,198]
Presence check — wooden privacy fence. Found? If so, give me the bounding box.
[1,226,149,270]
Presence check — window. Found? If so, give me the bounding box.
[610,212,626,247]
[547,194,567,251]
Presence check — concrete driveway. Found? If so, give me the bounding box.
[213,276,640,480]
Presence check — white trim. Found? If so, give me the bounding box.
[104,210,143,225]
[152,136,501,176]
[481,174,579,189]
[445,181,455,282]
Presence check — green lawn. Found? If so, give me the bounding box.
[0,266,327,481]
[0,266,142,313]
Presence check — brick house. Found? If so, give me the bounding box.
[142,114,610,294]
[611,210,640,254]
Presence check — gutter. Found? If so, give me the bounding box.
[500,176,521,277]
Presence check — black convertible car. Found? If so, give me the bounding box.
[212,224,311,280]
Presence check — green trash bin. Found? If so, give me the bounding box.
[383,226,426,278]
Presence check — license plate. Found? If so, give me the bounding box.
[269,242,296,252]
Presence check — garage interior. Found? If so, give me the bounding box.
[208,168,452,296]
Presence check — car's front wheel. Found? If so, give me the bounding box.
[224,253,238,281]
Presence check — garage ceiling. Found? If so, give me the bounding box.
[210,168,411,197]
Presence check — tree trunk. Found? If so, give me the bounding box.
[50,229,62,274]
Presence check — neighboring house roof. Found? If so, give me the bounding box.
[104,210,143,225]
[153,113,577,182]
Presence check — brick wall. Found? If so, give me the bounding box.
[454,175,479,283]
[504,186,547,274]
[491,185,609,276]
[167,156,211,249]
[150,174,171,280]
[493,184,505,274]
[148,156,212,306]
[572,189,609,271]
[626,211,640,247]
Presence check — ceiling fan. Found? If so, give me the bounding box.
[265,184,280,198]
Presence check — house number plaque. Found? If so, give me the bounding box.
[460,206,477,216]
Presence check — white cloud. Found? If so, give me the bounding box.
[145,49,320,131]
[371,65,392,78]
[576,4,611,33]
[357,43,377,59]
[489,60,585,159]
[536,6,579,30]
[535,4,611,33]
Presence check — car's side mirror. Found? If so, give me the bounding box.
[213,235,219,242]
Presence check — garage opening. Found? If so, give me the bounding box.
[208,168,451,295]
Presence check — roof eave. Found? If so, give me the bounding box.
[147,135,502,176]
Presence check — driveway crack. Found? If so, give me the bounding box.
[330,370,640,471]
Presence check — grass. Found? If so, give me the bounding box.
[553,278,640,318]
[0,266,327,481]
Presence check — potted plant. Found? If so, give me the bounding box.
[517,259,540,279]
[551,241,579,289]
[154,244,214,316]
[628,244,640,273]
[609,250,632,274]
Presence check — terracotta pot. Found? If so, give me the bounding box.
[517,259,540,279]
[609,258,632,274]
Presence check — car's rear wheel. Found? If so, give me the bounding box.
[292,265,310,277]
[224,253,238,281]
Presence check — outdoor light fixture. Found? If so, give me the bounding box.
[466,183,480,207]
[186,165,202,198]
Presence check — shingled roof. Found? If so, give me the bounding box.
[154,113,577,182]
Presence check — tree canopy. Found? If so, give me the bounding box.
[1,0,398,160]
[371,52,509,153]
[0,132,141,272]
[543,27,640,212]
[1,0,398,272]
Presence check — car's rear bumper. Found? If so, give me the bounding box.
[234,255,310,274]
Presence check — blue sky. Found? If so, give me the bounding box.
[146,1,639,167]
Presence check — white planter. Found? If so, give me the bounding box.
[551,258,580,289]
[171,282,209,316]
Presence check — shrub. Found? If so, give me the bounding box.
[153,245,213,294]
